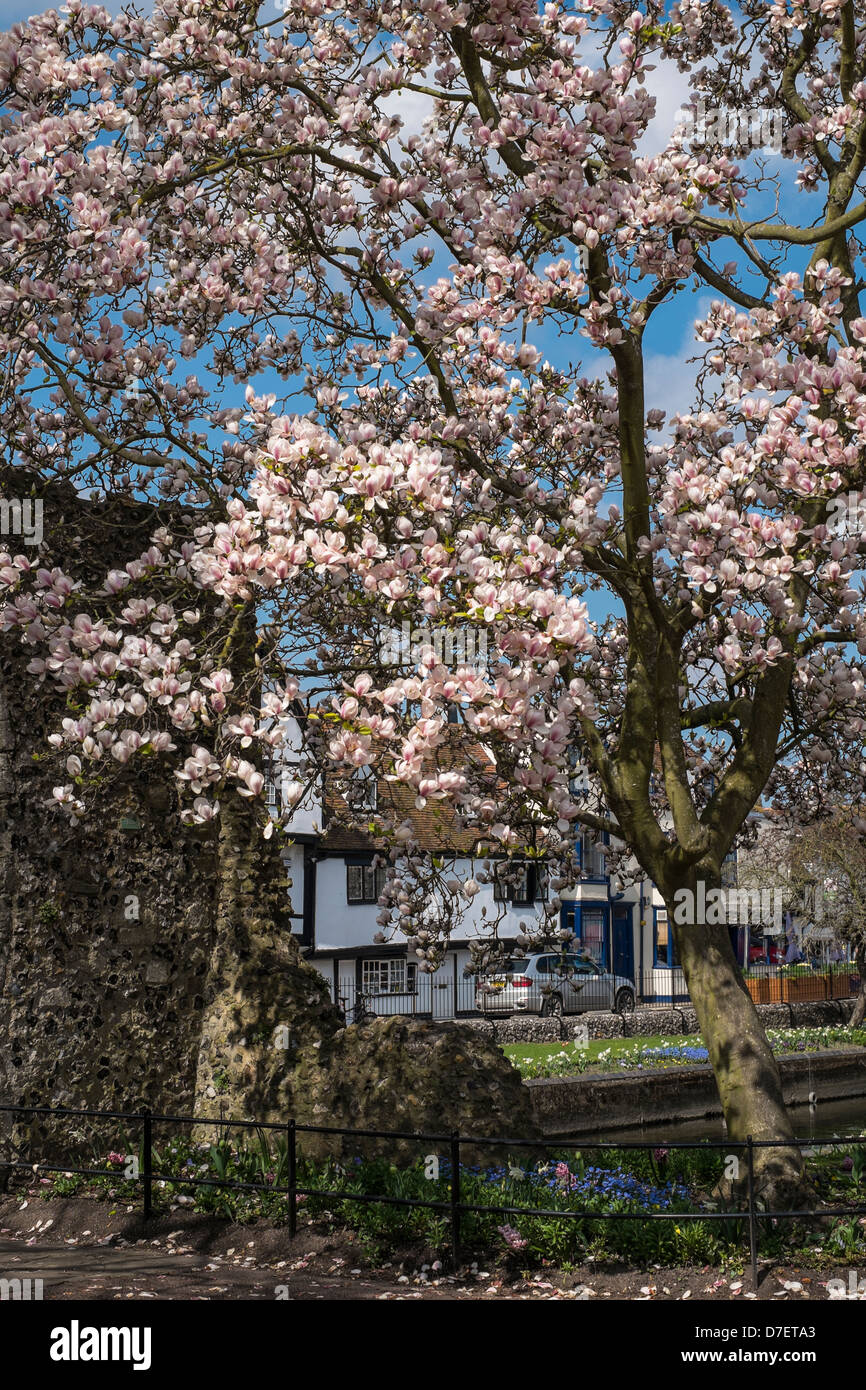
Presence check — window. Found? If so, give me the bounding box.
[265,774,281,813]
[577,831,607,877]
[346,766,377,813]
[543,954,597,979]
[655,909,676,967]
[494,861,530,904]
[721,850,738,889]
[362,958,417,995]
[264,760,306,815]
[566,954,598,975]
[346,863,387,904]
[263,756,285,814]
[481,959,529,978]
[580,908,605,964]
[493,860,547,904]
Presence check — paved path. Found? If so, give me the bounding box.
[0,1238,475,1300]
[0,1237,847,1302]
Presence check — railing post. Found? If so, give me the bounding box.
[746,1136,758,1291]
[142,1108,153,1221]
[450,1131,461,1273]
[287,1119,297,1238]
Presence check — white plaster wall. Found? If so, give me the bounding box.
[273,714,323,837]
[282,841,307,924]
[312,854,549,952]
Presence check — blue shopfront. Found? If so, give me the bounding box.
[561,899,636,985]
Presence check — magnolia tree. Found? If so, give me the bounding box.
[3,0,866,1184]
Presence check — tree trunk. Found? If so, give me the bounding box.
[0,668,16,1183]
[0,668,15,1008]
[850,946,866,1028]
[194,785,339,1121]
[666,869,805,1201]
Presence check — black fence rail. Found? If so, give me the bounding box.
[324,965,861,1022]
[1,1101,864,1285]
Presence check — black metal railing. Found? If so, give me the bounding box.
[323,965,860,1020]
[1,1101,864,1286]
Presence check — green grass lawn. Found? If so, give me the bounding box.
[504,1036,678,1065]
[503,1026,866,1079]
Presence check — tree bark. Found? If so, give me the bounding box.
[0,667,16,1181]
[850,946,866,1027]
[0,667,15,1008]
[665,868,805,1201]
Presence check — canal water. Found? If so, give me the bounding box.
[572,1094,866,1146]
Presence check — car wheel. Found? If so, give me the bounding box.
[542,994,564,1018]
[614,988,635,1015]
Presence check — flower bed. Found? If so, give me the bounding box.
[20,1132,866,1270]
[510,1026,866,1080]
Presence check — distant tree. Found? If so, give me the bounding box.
[789,815,866,1026]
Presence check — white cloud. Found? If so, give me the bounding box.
[643,296,715,427]
[637,55,695,157]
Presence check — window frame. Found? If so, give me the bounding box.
[361,958,418,996]
[578,905,606,965]
[346,766,378,813]
[346,862,387,905]
[576,830,607,878]
[566,954,600,976]
[492,859,547,905]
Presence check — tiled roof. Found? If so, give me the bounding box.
[321,776,481,854]
[319,733,543,856]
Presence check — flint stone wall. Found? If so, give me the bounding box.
[0,480,219,1119]
[457,998,857,1045]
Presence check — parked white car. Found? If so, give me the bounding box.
[475,953,636,1016]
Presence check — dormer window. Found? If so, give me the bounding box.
[346,765,377,813]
